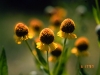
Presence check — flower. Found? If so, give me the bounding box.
[49,44,62,62]
[14,23,29,44]
[54,7,67,18]
[28,18,43,38]
[71,37,89,56]
[49,15,63,31]
[57,18,77,39]
[36,28,57,51]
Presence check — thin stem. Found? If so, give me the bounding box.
[55,38,67,75]
[24,40,41,65]
[76,56,82,75]
[47,51,50,75]
[25,40,33,55]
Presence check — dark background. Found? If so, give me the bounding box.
[0,0,99,13]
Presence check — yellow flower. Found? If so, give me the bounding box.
[71,37,89,56]
[14,23,29,44]
[28,18,43,38]
[49,44,62,62]
[36,28,57,51]
[57,18,77,39]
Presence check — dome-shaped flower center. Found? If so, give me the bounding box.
[40,28,54,44]
[60,18,75,33]
[15,23,28,37]
[75,37,89,51]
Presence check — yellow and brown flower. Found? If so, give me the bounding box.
[49,44,62,62]
[14,23,29,44]
[71,37,89,56]
[36,28,57,51]
[28,18,43,38]
[57,18,77,39]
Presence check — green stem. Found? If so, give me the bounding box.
[76,56,82,75]
[47,51,50,75]
[55,38,67,75]
[25,40,33,55]
[24,40,41,65]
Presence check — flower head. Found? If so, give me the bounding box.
[57,18,77,39]
[49,44,62,62]
[14,23,29,44]
[55,7,67,18]
[36,28,57,51]
[71,37,89,56]
[50,44,62,57]
[28,18,43,38]
[50,15,62,27]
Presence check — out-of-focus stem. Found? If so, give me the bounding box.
[47,51,50,75]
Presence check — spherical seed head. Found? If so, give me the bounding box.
[60,18,75,33]
[95,25,100,36]
[39,28,54,44]
[51,44,62,57]
[15,23,29,37]
[29,19,43,32]
[75,37,89,51]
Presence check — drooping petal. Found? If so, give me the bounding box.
[71,47,89,56]
[57,30,65,38]
[48,56,57,62]
[49,42,57,51]
[66,33,77,39]
[36,42,49,51]
[28,28,35,39]
[14,35,22,44]
[36,42,43,50]
[71,47,78,56]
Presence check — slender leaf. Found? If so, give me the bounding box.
[92,7,100,24]
[0,47,8,75]
[40,66,49,74]
[33,41,47,67]
[54,48,69,75]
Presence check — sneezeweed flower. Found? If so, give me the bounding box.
[57,18,77,39]
[36,28,57,51]
[49,44,62,62]
[14,23,29,44]
[49,15,63,31]
[54,7,67,18]
[28,18,43,38]
[71,37,89,56]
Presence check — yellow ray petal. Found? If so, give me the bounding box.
[49,42,57,51]
[36,42,49,51]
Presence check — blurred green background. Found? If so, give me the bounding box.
[0,0,100,75]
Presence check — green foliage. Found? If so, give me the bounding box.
[92,7,100,24]
[0,47,8,75]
